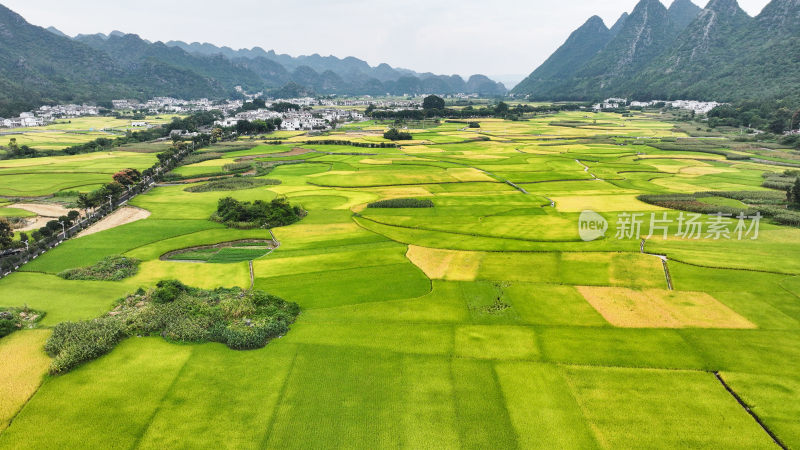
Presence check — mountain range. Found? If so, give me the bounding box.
[0,3,506,116]
[512,0,800,104]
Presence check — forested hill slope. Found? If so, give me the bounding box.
[512,16,613,96]
[0,3,506,116]
[0,4,142,116]
[512,0,800,104]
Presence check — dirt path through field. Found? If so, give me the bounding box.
[76,206,150,238]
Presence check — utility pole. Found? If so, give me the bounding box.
[59,221,66,238]
[107,195,113,211]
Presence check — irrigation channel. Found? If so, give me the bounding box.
[641,239,673,290]
[714,372,788,449]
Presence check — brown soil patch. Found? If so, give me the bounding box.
[76,206,150,238]
[9,203,78,232]
[576,286,756,329]
[235,147,313,161]
[9,203,70,218]
[14,217,51,232]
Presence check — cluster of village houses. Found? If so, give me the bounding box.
[594,98,723,114]
[7,94,771,133]
[213,105,365,131]
[0,104,100,128]
[0,96,374,132]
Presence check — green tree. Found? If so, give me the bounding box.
[77,193,95,211]
[100,182,125,203]
[38,226,53,238]
[383,129,413,141]
[211,127,223,143]
[422,95,445,110]
[0,218,12,249]
[792,178,800,208]
[494,102,510,115]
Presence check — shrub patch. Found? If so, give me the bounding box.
[0,307,44,339]
[58,255,141,281]
[45,280,300,374]
[185,177,280,193]
[212,196,306,229]
[367,198,434,209]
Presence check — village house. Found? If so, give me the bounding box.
[670,100,721,114]
[281,118,302,131]
[214,118,240,128]
[112,99,139,110]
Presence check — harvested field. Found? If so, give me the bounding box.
[76,207,150,238]
[9,203,71,218]
[576,286,756,329]
[13,217,51,232]
[8,203,76,231]
[406,245,481,281]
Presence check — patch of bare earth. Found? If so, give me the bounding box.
[76,206,150,238]
[14,217,51,233]
[9,203,70,218]
[9,203,77,232]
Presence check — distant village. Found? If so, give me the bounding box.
[0,104,100,128]
[0,94,425,132]
[594,98,723,115]
[7,95,791,134]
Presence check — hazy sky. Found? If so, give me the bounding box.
[3,0,772,83]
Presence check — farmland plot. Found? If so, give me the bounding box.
[1,112,799,449]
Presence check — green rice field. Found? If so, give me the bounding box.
[0,111,798,448]
[0,151,158,197]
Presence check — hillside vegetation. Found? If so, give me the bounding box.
[513,0,800,105]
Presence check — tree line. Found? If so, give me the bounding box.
[369,96,588,121]
[1,130,215,267]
